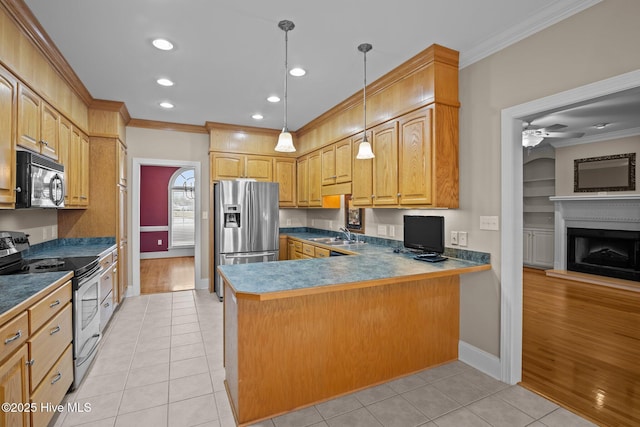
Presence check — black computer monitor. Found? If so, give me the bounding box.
[403,215,444,254]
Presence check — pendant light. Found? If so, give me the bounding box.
[275,20,296,153]
[356,43,374,159]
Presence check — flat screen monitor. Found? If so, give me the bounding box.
[403,215,444,254]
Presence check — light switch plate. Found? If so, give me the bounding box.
[388,225,395,237]
[480,216,500,231]
[202,211,208,220]
[459,231,468,247]
[377,225,387,236]
[451,231,459,245]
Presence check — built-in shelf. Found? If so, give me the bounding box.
[524,157,556,228]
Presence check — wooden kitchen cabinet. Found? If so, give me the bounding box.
[398,107,433,205]
[296,156,309,207]
[211,152,273,181]
[0,64,16,209]
[17,84,59,160]
[308,150,322,207]
[372,121,399,206]
[66,127,89,207]
[0,345,30,427]
[274,157,296,207]
[57,117,72,206]
[322,138,352,186]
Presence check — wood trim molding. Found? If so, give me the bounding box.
[128,118,208,134]
[205,121,283,137]
[0,0,93,105]
[91,99,131,125]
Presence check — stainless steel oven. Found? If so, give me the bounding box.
[15,150,65,208]
[73,264,101,389]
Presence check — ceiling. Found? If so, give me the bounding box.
[22,0,623,136]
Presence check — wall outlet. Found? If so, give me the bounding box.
[451,231,459,245]
[459,231,468,247]
[42,228,47,240]
[329,220,333,229]
[286,219,291,226]
[480,216,500,231]
[157,239,162,246]
[388,225,395,237]
[202,211,208,220]
[377,225,387,236]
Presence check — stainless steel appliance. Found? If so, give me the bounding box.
[213,180,279,300]
[16,151,65,208]
[0,232,101,390]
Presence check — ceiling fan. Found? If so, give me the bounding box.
[521,122,584,147]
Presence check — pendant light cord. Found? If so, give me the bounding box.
[284,29,288,131]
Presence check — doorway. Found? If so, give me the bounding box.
[131,158,202,297]
[499,69,640,384]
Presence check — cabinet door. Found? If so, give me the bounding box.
[274,158,296,207]
[78,132,90,206]
[296,157,309,207]
[58,118,72,206]
[69,127,82,205]
[40,103,59,160]
[523,231,532,265]
[399,108,432,205]
[0,345,30,427]
[118,141,127,187]
[287,240,296,260]
[0,66,16,208]
[532,230,554,267]
[335,138,352,183]
[118,241,128,303]
[17,83,41,153]
[211,153,244,180]
[308,151,322,207]
[321,145,336,185]
[351,132,373,207]
[245,155,272,181]
[372,121,398,206]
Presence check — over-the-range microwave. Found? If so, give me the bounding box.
[15,150,65,208]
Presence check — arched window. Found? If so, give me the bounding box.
[169,168,195,247]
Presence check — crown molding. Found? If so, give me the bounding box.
[91,99,131,124]
[0,0,93,105]
[205,121,282,136]
[459,0,602,69]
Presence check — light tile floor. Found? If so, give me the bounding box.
[51,290,597,427]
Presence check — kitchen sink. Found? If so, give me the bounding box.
[307,237,366,246]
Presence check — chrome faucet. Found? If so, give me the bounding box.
[339,227,352,242]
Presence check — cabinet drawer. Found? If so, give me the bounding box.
[99,252,113,270]
[302,254,314,259]
[28,281,72,334]
[30,344,73,427]
[293,240,303,252]
[28,303,72,391]
[0,312,28,362]
[315,247,330,258]
[302,243,315,256]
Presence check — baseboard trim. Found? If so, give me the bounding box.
[459,340,502,380]
[140,249,195,259]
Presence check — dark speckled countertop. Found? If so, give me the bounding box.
[218,230,491,299]
[0,237,116,318]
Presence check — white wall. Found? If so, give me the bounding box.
[0,209,58,244]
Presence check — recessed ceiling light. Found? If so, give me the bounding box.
[157,78,174,87]
[289,67,306,77]
[594,123,608,129]
[152,38,174,51]
[267,95,280,103]
[252,113,264,120]
[159,101,174,109]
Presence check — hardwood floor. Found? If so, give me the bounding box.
[140,256,195,294]
[522,267,640,427]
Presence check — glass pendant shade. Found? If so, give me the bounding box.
[356,138,375,159]
[275,129,295,152]
[522,130,544,147]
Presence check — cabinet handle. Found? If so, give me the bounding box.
[330,175,337,179]
[81,196,88,199]
[397,193,401,197]
[26,359,35,366]
[103,302,110,308]
[49,325,61,335]
[49,299,61,308]
[4,330,22,345]
[51,372,62,385]
[371,195,375,198]
[40,140,49,147]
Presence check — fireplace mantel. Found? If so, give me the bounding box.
[552,195,640,270]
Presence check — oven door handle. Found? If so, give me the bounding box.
[76,333,100,367]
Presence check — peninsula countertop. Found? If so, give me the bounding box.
[218,231,491,300]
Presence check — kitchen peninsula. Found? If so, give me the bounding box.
[218,233,490,426]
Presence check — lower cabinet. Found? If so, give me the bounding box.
[0,278,73,427]
[523,228,554,268]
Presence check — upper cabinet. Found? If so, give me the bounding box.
[17,84,59,160]
[274,157,296,207]
[211,153,273,182]
[0,65,16,209]
[398,107,433,205]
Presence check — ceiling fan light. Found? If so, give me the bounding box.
[356,139,375,159]
[522,131,544,147]
[275,129,296,152]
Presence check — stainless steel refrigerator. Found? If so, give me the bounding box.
[213,180,279,300]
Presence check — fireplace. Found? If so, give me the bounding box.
[567,227,640,281]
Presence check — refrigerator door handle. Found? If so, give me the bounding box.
[224,251,278,259]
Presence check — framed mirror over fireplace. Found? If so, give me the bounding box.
[574,152,636,192]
